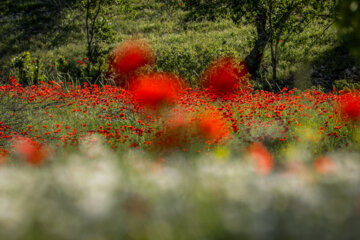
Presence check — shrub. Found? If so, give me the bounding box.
[156,44,240,87]
[10,52,45,86]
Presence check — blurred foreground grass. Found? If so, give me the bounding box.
[1,136,360,240]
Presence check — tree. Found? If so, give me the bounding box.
[76,0,132,82]
[337,0,360,61]
[183,0,337,89]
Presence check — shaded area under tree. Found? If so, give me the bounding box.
[0,0,79,70]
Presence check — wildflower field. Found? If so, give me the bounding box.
[0,37,360,239]
[1,0,360,239]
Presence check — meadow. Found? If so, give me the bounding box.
[1,0,360,239]
[1,0,353,89]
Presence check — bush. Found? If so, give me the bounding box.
[334,79,360,91]
[9,52,45,86]
[155,44,241,86]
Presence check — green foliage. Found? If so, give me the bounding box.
[337,0,360,61]
[55,56,70,74]
[334,79,360,91]
[156,44,240,87]
[0,0,348,89]
[183,0,336,27]
[76,0,133,82]
[0,0,78,60]
[182,0,231,21]
[10,52,45,86]
[0,0,77,34]
[0,95,30,147]
[182,0,337,88]
[51,56,82,84]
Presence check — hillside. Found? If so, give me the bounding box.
[0,0,359,90]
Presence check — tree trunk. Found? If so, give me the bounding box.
[245,13,268,80]
[271,55,276,85]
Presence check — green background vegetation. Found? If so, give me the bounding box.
[1,0,359,90]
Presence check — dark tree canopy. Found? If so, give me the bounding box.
[337,0,360,61]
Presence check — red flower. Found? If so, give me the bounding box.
[108,39,155,87]
[0,148,8,164]
[154,110,229,151]
[313,156,334,174]
[248,142,274,175]
[339,97,360,122]
[202,57,250,94]
[130,72,184,110]
[195,111,229,141]
[14,137,48,165]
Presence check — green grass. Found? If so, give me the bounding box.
[0,0,354,89]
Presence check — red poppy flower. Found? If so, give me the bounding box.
[248,142,274,175]
[339,97,360,122]
[0,147,8,164]
[130,72,184,110]
[14,137,48,165]
[108,39,155,87]
[202,57,250,94]
[195,111,229,141]
[313,156,334,174]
